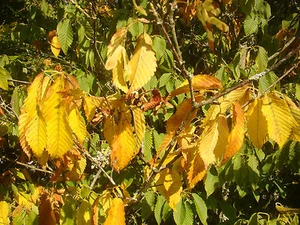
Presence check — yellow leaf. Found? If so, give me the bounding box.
[198,121,219,168]
[214,114,229,161]
[246,98,268,149]
[282,95,300,141]
[111,46,129,92]
[51,35,61,57]
[18,110,31,158]
[68,106,87,144]
[19,73,47,158]
[126,33,157,92]
[103,198,125,225]
[131,106,146,149]
[105,105,136,171]
[155,168,182,210]
[43,76,73,158]
[169,74,222,99]
[223,103,245,163]
[0,201,10,225]
[106,27,127,68]
[220,85,251,113]
[262,93,293,148]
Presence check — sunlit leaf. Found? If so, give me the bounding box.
[57,18,73,54]
[126,33,157,92]
[43,75,73,158]
[192,194,208,225]
[262,92,293,148]
[247,98,268,149]
[0,201,10,225]
[223,103,245,163]
[103,198,125,225]
[131,106,146,149]
[0,67,11,90]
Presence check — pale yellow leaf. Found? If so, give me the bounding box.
[51,35,61,57]
[0,201,10,225]
[106,27,127,62]
[68,107,87,144]
[169,74,222,99]
[111,46,129,92]
[103,198,125,225]
[246,98,268,149]
[126,33,157,92]
[223,103,245,163]
[262,93,293,148]
[42,76,73,158]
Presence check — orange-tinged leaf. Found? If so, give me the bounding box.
[169,74,222,98]
[247,98,268,149]
[103,198,125,225]
[68,106,87,144]
[262,93,293,148]
[0,201,10,225]
[155,168,182,210]
[126,33,157,92]
[43,76,73,158]
[39,192,56,225]
[51,35,61,57]
[186,149,207,189]
[92,196,100,225]
[223,103,245,163]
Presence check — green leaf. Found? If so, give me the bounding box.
[154,195,165,225]
[159,73,172,88]
[128,18,143,39]
[57,18,73,54]
[60,197,77,225]
[255,46,268,73]
[141,191,156,220]
[192,193,208,225]
[258,71,278,93]
[76,200,91,225]
[173,198,193,225]
[0,67,10,90]
[204,166,219,197]
[153,36,167,61]
[143,129,153,162]
[244,16,258,35]
[78,25,85,44]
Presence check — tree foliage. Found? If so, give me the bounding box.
[0,0,300,224]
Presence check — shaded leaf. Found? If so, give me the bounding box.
[50,35,61,57]
[76,200,92,225]
[39,192,56,225]
[192,194,208,225]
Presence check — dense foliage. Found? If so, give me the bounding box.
[0,0,300,224]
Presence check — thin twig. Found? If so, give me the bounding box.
[68,0,91,19]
